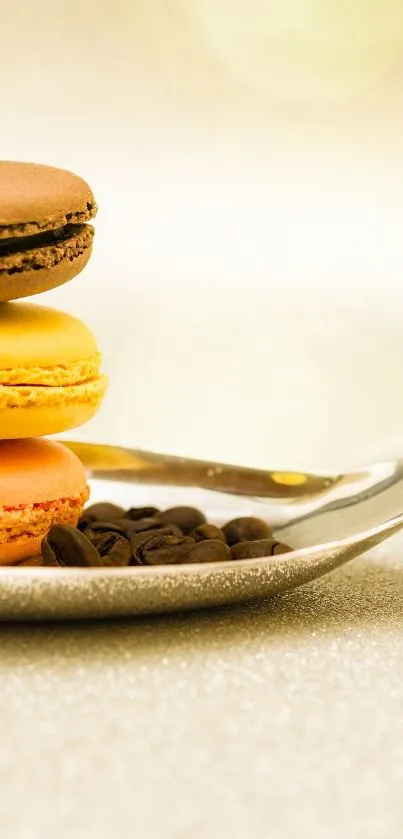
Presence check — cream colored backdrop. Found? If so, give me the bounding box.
[2,0,403,470]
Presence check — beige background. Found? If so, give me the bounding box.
[2,7,403,839]
[2,0,403,470]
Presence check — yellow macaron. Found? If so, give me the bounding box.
[0,302,107,438]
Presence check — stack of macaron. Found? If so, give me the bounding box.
[0,162,107,564]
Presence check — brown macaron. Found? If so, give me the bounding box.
[0,161,97,302]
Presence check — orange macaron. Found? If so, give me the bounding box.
[0,438,89,565]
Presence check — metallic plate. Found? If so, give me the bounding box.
[1,441,403,621]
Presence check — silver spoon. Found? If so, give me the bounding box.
[1,441,402,621]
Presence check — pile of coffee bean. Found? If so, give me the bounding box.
[41,502,293,568]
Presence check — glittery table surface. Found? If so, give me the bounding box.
[2,537,403,839]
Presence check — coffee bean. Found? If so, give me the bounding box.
[124,506,160,521]
[42,499,293,568]
[120,517,170,535]
[231,538,293,560]
[271,542,293,555]
[223,517,272,546]
[84,520,128,538]
[187,540,231,564]
[135,533,195,566]
[191,523,226,543]
[84,517,172,543]
[42,525,100,567]
[77,514,97,532]
[83,502,125,521]
[130,524,183,550]
[91,532,132,566]
[158,506,206,534]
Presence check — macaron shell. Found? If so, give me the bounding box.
[0,387,106,439]
[0,245,92,303]
[0,355,100,387]
[0,304,106,437]
[0,438,87,506]
[1,536,44,565]
[0,500,87,566]
[0,161,96,237]
[0,303,98,369]
[0,224,94,273]
[0,493,88,566]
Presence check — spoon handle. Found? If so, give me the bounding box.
[63,441,336,499]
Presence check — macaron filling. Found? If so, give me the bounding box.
[0,223,94,275]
